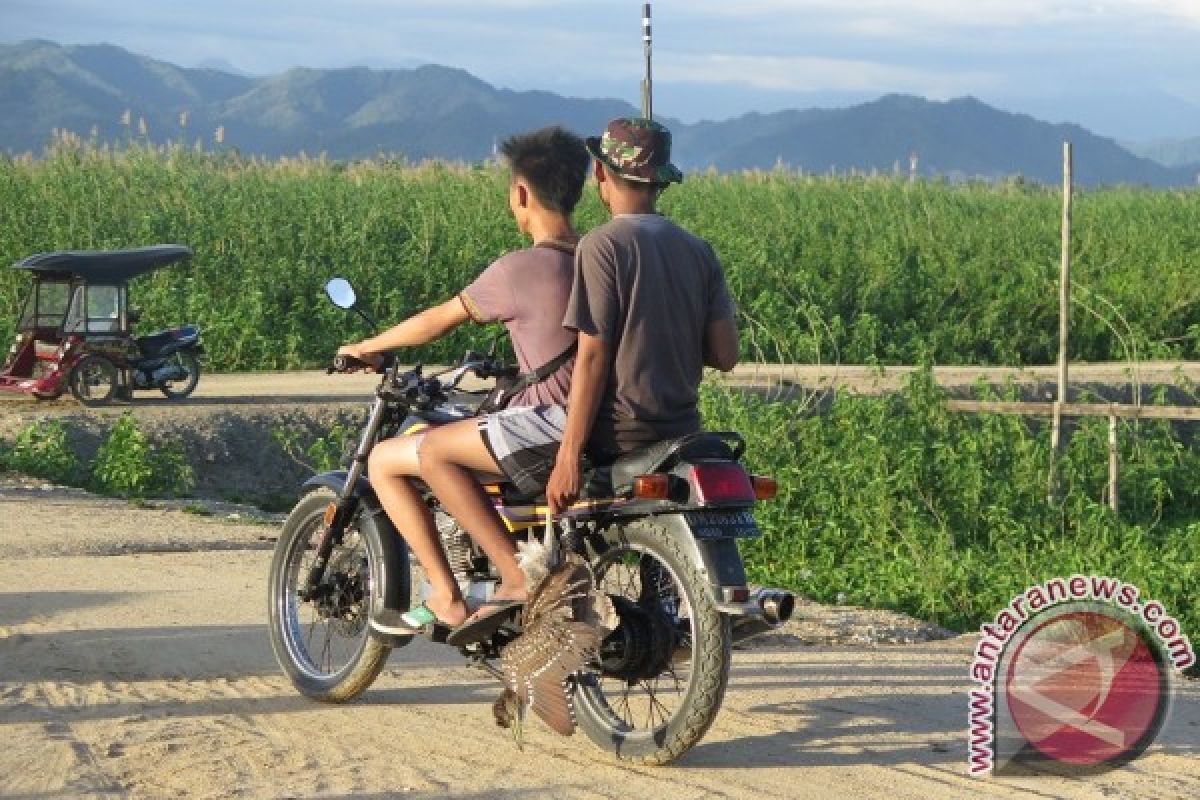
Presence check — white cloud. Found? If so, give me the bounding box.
[659,51,997,97]
[1139,0,1200,26]
[666,0,1200,32]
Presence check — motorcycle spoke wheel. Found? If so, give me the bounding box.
[574,521,731,764]
[159,350,200,399]
[591,547,693,729]
[268,490,393,703]
[280,513,372,682]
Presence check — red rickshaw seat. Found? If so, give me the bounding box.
[33,341,60,361]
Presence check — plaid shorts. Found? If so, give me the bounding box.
[478,404,567,495]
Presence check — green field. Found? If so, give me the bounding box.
[2,141,1198,648]
[2,139,1198,369]
[702,375,1198,647]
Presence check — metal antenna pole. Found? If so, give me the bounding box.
[641,3,653,119]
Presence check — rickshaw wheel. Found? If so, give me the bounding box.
[68,355,120,406]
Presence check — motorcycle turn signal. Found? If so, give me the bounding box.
[633,473,671,500]
[751,476,778,501]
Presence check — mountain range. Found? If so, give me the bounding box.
[3,40,1197,188]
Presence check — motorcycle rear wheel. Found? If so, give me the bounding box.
[159,350,200,399]
[267,488,392,702]
[574,519,732,765]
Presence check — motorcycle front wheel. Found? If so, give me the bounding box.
[574,519,732,765]
[159,349,201,399]
[267,488,393,702]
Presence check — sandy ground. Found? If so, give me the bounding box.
[2,488,1198,800]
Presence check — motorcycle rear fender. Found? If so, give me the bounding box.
[641,512,749,597]
[302,470,413,647]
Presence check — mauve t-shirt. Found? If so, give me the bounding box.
[564,214,736,455]
[459,242,576,407]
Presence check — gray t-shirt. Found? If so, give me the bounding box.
[564,214,736,455]
[460,242,576,407]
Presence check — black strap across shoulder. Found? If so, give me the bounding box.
[494,341,577,408]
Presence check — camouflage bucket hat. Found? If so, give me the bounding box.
[586,117,683,185]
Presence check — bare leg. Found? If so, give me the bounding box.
[418,420,527,603]
[368,435,468,626]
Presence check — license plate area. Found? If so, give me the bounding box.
[684,510,760,539]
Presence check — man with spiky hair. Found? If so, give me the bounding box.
[338,126,588,638]
[546,117,740,511]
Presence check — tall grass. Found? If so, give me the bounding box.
[2,139,1196,642]
[701,370,1200,641]
[1,139,1198,370]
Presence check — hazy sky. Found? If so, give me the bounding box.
[6,1,1200,139]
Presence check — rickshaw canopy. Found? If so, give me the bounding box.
[12,245,193,284]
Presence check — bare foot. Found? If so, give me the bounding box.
[491,583,527,604]
[424,594,469,627]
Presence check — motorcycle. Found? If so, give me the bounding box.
[266,277,796,765]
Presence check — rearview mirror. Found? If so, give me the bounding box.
[324,278,357,310]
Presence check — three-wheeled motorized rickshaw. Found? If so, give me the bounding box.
[0,245,204,406]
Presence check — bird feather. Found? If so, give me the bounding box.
[493,552,615,742]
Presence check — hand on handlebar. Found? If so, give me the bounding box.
[334,343,385,373]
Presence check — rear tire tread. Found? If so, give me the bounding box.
[577,519,732,765]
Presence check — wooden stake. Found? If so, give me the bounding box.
[1108,414,1119,513]
[641,3,653,119]
[1049,141,1073,503]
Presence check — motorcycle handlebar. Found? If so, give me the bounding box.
[327,354,366,374]
[327,352,395,374]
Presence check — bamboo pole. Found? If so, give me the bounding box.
[641,3,653,119]
[1108,414,1119,513]
[1048,141,1073,502]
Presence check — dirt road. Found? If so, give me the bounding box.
[2,489,1197,799]
[3,361,1198,417]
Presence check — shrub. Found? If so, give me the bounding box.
[701,367,1200,640]
[272,420,357,474]
[90,412,194,497]
[0,418,79,484]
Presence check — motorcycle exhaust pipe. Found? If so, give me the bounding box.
[731,588,796,645]
[758,588,795,626]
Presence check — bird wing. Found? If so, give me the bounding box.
[499,553,609,736]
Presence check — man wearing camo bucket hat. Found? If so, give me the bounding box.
[546,117,741,511]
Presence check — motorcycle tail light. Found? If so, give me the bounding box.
[633,474,671,500]
[687,463,755,505]
[752,476,778,501]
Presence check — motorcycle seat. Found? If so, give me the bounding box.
[493,432,742,505]
[604,432,739,492]
[137,331,175,353]
[137,325,198,356]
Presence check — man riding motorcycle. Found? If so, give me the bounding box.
[547,117,740,512]
[337,126,590,639]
